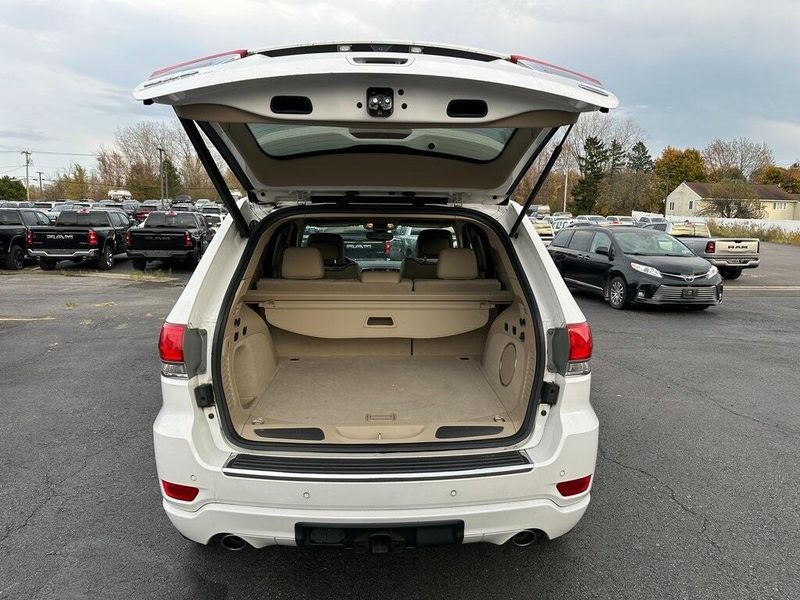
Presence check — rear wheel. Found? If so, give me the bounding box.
[607,276,628,310]
[131,258,147,270]
[97,245,114,271]
[39,258,57,271]
[186,247,200,268]
[720,267,742,280]
[5,244,25,270]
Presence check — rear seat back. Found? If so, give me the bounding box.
[307,232,359,279]
[400,229,453,279]
[413,248,502,292]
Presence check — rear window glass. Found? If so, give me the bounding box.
[0,209,22,225]
[670,223,710,237]
[144,213,198,228]
[56,211,110,226]
[248,124,514,162]
[301,223,456,269]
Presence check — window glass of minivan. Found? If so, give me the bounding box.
[568,229,594,252]
[589,231,612,254]
[0,209,22,225]
[614,231,694,256]
[551,229,574,247]
[248,124,515,162]
[56,211,111,227]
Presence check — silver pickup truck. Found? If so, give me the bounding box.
[644,221,759,279]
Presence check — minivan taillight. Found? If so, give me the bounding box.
[87,230,98,246]
[566,322,592,376]
[159,322,187,377]
[705,240,715,254]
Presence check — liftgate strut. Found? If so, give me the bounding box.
[508,124,574,238]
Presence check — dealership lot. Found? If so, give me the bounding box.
[0,243,798,600]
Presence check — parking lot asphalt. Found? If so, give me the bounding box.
[1,243,799,600]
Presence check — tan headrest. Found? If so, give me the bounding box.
[281,247,324,280]
[360,270,401,284]
[437,248,478,280]
[307,232,345,264]
[415,229,453,259]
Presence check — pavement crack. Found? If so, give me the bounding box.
[598,447,721,553]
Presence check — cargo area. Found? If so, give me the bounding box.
[216,212,540,446]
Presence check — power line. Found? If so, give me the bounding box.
[0,149,97,157]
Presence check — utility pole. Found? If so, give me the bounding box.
[157,147,165,199]
[562,170,569,213]
[36,171,44,196]
[21,150,32,201]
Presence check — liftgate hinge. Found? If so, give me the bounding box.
[195,383,215,408]
[540,381,560,406]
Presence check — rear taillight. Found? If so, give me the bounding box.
[556,475,592,497]
[161,480,199,502]
[566,322,592,376]
[26,229,33,245]
[159,322,187,377]
[124,231,132,246]
[87,230,98,246]
[384,240,392,254]
[184,231,193,247]
[705,240,715,253]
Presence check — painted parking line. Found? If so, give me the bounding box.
[724,286,800,291]
[0,316,55,321]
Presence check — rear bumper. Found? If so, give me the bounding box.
[708,257,759,269]
[163,493,590,548]
[127,249,194,260]
[28,248,98,259]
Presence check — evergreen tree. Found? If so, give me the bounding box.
[627,141,654,173]
[162,157,183,198]
[572,136,608,213]
[0,176,27,200]
[607,139,626,175]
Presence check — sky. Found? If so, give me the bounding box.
[0,0,798,185]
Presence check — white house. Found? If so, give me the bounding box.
[665,181,800,220]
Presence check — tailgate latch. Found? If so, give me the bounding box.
[195,383,215,408]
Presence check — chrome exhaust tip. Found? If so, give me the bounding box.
[510,529,538,547]
[220,534,247,551]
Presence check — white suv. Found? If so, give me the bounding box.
[136,41,617,552]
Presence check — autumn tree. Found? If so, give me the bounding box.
[654,147,707,190]
[698,179,763,218]
[752,164,800,193]
[702,137,774,181]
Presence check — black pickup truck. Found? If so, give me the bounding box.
[0,207,52,270]
[27,209,132,270]
[125,211,210,269]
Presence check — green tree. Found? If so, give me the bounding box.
[572,136,608,213]
[606,139,626,175]
[653,147,707,191]
[0,176,27,200]
[125,162,159,200]
[162,157,183,198]
[627,141,654,173]
[699,179,762,218]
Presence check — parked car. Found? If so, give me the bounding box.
[135,40,618,552]
[553,211,573,219]
[204,213,222,230]
[27,208,132,270]
[170,203,196,212]
[635,215,667,227]
[0,207,51,269]
[574,215,606,225]
[532,220,554,245]
[643,221,759,279]
[125,210,211,269]
[606,215,635,225]
[200,204,224,216]
[551,218,571,233]
[548,226,722,309]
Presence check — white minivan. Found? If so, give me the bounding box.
[136,41,617,553]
